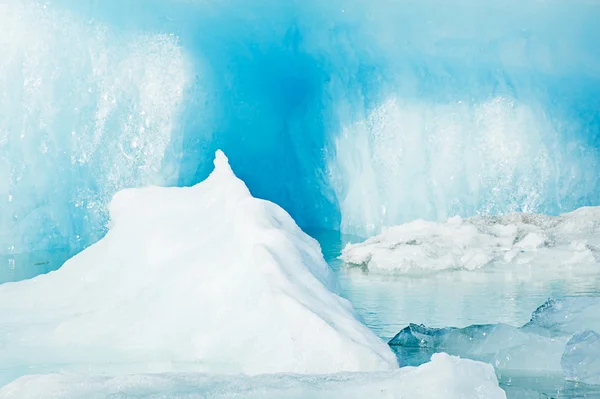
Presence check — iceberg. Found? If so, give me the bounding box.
[341,209,600,273]
[523,297,600,337]
[390,323,566,371]
[529,297,600,385]
[0,151,397,380]
[0,353,506,399]
[389,297,600,384]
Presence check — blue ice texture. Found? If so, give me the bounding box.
[1,0,599,265]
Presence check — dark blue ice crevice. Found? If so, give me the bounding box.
[0,0,599,268]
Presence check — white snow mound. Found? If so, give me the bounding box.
[341,210,600,273]
[0,353,506,399]
[0,150,397,379]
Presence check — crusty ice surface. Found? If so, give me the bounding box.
[341,210,600,273]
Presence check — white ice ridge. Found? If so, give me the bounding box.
[0,150,397,378]
[341,209,600,273]
[0,353,506,399]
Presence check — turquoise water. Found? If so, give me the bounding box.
[312,229,600,399]
[313,229,600,338]
[334,264,600,340]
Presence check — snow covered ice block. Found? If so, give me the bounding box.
[341,210,600,273]
[561,331,600,385]
[0,150,397,379]
[0,353,506,399]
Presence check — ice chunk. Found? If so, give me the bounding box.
[0,150,396,379]
[389,297,600,384]
[341,209,600,273]
[561,331,600,385]
[523,297,600,337]
[0,353,506,399]
[389,323,566,372]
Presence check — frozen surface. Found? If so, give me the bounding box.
[0,353,505,399]
[341,208,600,273]
[562,331,600,385]
[2,0,600,261]
[0,151,396,382]
[389,297,600,384]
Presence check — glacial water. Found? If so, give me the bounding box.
[313,229,600,399]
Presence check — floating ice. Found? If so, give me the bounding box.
[0,151,397,380]
[0,353,506,399]
[390,323,566,372]
[562,331,600,385]
[523,297,600,337]
[341,208,600,273]
[389,297,600,384]
[530,298,600,385]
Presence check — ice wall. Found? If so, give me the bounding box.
[0,1,190,257]
[1,0,599,263]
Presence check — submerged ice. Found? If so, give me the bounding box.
[341,208,600,273]
[562,331,600,385]
[389,297,600,385]
[0,151,397,379]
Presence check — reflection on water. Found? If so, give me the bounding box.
[335,265,600,340]
[498,372,600,399]
[311,229,600,340]
[311,229,600,399]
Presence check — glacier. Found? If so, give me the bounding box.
[1,0,600,265]
[0,150,397,382]
[1,0,600,396]
[341,208,600,273]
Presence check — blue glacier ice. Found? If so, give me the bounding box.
[389,322,566,371]
[389,297,600,385]
[562,331,600,385]
[1,0,600,268]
